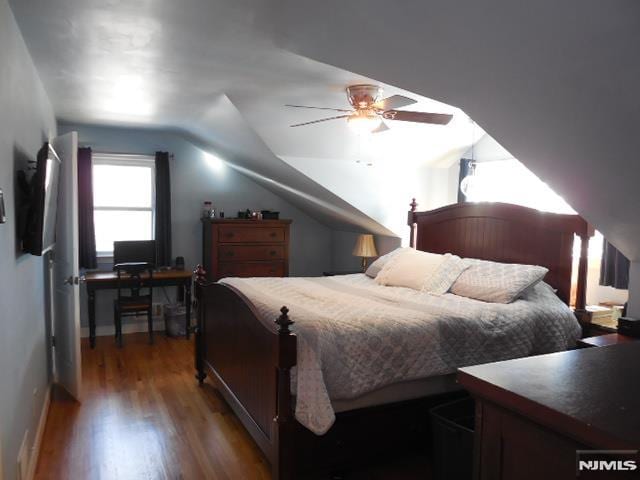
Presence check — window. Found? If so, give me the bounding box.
[462,158,629,309]
[463,159,603,259]
[93,154,155,256]
[465,159,575,215]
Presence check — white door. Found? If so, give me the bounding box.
[51,132,82,400]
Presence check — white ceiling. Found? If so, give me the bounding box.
[8,0,479,236]
[232,84,473,166]
[9,0,279,126]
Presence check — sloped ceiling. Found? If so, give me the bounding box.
[8,0,480,237]
[276,0,640,260]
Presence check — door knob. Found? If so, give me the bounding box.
[64,276,79,285]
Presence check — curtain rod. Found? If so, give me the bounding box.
[89,150,174,159]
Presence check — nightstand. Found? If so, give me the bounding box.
[322,270,362,276]
[577,333,639,348]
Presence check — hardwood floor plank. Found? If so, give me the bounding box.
[35,332,431,479]
[35,333,270,480]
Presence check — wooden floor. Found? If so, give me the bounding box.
[35,333,429,480]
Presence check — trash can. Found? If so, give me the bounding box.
[429,396,475,480]
[164,303,187,337]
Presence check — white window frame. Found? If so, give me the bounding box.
[92,153,156,257]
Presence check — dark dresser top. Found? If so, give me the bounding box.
[458,343,640,449]
[201,219,292,224]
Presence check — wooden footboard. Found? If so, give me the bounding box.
[194,266,296,480]
[193,267,463,479]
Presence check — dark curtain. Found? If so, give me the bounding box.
[77,147,97,269]
[599,239,629,289]
[457,158,473,203]
[155,151,172,266]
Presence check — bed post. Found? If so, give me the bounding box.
[273,306,297,480]
[408,198,418,248]
[574,226,594,316]
[194,264,208,385]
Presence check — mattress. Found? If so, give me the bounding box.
[221,273,581,435]
[331,373,460,413]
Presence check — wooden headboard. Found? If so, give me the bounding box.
[408,200,594,309]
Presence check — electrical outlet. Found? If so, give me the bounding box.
[16,431,29,480]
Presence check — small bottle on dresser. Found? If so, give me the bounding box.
[202,201,212,219]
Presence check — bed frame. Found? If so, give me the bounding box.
[193,201,593,479]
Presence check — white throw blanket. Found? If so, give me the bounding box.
[220,274,581,435]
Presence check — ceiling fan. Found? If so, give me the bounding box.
[286,84,453,133]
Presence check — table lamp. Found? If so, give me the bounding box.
[353,234,378,271]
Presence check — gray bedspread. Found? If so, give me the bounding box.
[220,274,581,435]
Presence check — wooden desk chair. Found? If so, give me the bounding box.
[113,262,154,347]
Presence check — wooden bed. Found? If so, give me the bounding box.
[193,201,593,479]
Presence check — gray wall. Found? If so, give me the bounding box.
[57,123,335,328]
[0,2,57,478]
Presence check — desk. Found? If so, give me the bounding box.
[84,269,193,348]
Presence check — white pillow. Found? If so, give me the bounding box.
[365,247,407,278]
[375,249,446,291]
[449,258,548,303]
[423,255,470,294]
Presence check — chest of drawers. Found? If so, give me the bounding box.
[202,219,291,281]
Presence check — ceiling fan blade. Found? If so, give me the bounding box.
[382,110,453,125]
[371,121,390,134]
[285,104,352,113]
[290,114,351,127]
[373,95,417,110]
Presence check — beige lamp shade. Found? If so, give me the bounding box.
[352,234,378,258]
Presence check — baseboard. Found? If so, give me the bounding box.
[0,429,4,480]
[80,318,167,338]
[26,384,50,480]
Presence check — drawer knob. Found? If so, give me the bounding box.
[225,232,235,238]
[269,232,277,238]
[270,250,277,256]
[226,251,235,257]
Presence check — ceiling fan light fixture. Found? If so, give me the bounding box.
[346,84,383,109]
[347,110,382,134]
